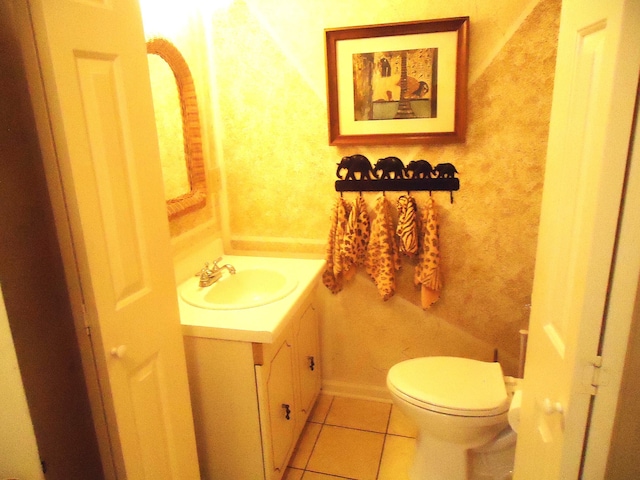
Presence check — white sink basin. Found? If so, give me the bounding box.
[180,268,298,310]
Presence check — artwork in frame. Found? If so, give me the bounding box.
[325,17,469,145]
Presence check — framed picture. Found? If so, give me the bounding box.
[325,17,469,145]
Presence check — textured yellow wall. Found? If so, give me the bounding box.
[207,0,560,379]
[210,0,551,252]
[144,0,561,382]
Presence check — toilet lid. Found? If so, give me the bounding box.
[387,357,509,417]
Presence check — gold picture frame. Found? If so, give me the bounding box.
[325,17,469,145]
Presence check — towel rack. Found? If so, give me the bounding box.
[334,154,460,202]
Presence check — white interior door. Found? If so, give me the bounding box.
[21,0,200,478]
[514,0,640,478]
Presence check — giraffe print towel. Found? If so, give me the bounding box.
[414,197,442,308]
[322,197,350,293]
[365,195,401,300]
[341,196,370,281]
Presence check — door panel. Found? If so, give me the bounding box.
[75,54,147,302]
[544,22,605,347]
[296,305,321,416]
[128,354,173,478]
[266,339,296,477]
[23,0,200,477]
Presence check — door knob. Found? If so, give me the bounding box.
[542,398,563,415]
[110,345,127,358]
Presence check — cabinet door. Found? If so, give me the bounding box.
[265,337,297,479]
[295,305,321,416]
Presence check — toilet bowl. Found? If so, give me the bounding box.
[387,356,515,480]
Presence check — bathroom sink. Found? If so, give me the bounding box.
[180,268,298,310]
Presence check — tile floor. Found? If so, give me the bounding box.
[284,394,417,480]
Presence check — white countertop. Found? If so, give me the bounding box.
[179,255,325,343]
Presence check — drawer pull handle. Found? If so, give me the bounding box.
[282,403,291,420]
[308,356,315,371]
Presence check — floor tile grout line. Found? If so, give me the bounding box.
[309,394,381,479]
[307,419,415,438]
[299,394,335,474]
[302,422,324,472]
[374,435,388,480]
[322,394,336,424]
[303,468,357,479]
[374,404,394,480]
[291,395,418,480]
[384,405,392,434]
[322,422,388,435]
[385,432,416,439]
[318,395,393,435]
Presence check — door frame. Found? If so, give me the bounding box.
[582,83,640,477]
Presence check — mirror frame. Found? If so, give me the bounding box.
[146,37,207,219]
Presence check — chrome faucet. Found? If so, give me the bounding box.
[197,257,236,287]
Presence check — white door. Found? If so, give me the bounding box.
[514,0,640,478]
[21,0,200,478]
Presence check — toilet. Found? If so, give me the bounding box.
[387,356,520,480]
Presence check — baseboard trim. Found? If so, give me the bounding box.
[321,380,392,403]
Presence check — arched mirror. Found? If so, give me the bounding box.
[146,37,207,219]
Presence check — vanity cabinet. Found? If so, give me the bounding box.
[183,301,321,480]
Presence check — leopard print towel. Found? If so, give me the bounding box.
[365,195,401,300]
[341,196,370,280]
[414,197,442,308]
[396,195,419,256]
[322,197,351,293]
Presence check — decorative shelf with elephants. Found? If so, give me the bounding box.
[334,154,460,199]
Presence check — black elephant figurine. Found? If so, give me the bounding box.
[336,154,375,180]
[374,156,405,179]
[404,160,433,179]
[433,163,458,178]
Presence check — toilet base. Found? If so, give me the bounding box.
[469,428,516,480]
[410,434,469,480]
[408,426,517,480]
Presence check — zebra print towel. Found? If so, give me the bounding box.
[396,195,419,256]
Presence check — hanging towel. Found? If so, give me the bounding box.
[341,196,371,281]
[322,197,350,293]
[396,195,419,256]
[414,197,442,308]
[365,195,401,300]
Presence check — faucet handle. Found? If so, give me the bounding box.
[211,256,223,268]
[195,261,212,277]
